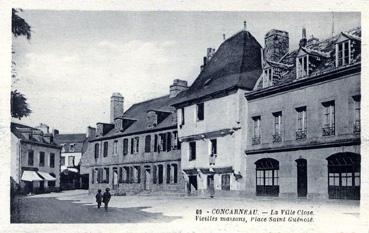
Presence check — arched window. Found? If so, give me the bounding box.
[255,158,279,196]
[327,152,360,200]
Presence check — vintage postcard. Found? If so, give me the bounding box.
[0,1,368,233]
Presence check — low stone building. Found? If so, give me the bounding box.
[244,27,361,200]
[82,81,187,195]
[11,122,61,194]
[54,133,88,190]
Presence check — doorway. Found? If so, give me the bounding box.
[296,158,307,197]
[207,175,215,197]
[144,168,151,190]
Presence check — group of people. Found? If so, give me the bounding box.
[95,188,111,211]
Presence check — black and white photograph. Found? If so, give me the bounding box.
[1,1,368,233]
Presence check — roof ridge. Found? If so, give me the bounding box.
[128,94,170,107]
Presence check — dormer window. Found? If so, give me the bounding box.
[146,111,158,129]
[296,55,309,79]
[336,40,350,67]
[262,68,273,88]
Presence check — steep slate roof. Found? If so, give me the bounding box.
[11,122,60,148]
[92,95,177,140]
[54,134,86,143]
[173,30,263,106]
[54,133,87,153]
[256,27,361,90]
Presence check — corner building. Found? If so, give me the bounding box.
[82,81,187,195]
[245,28,361,200]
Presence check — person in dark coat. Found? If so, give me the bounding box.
[102,188,111,211]
[95,189,102,208]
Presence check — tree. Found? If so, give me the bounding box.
[11,90,31,119]
[12,9,31,39]
[11,9,32,119]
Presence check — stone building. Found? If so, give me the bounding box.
[54,133,88,190]
[172,28,263,196]
[11,122,61,194]
[82,81,187,195]
[245,27,361,200]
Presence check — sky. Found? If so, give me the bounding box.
[12,11,360,133]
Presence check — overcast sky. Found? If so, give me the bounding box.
[12,11,360,133]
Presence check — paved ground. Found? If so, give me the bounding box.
[10,190,364,232]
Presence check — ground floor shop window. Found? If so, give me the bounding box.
[255,158,279,196]
[327,152,360,200]
[221,174,230,190]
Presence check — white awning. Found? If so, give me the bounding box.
[37,171,56,181]
[62,168,79,173]
[21,171,43,182]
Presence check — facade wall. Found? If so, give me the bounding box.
[19,142,61,193]
[61,152,82,171]
[245,73,360,199]
[83,127,185,194]
[247,73,360,150]
[11,133,20,183]
[179,90,249,195]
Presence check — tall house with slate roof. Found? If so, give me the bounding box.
[82,82,188,195]
[172,28,262,196]
[11,123,61,194]
[245,27,361,200]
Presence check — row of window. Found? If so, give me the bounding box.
[27,151,55,168]
[60,156,75,167]
[251,96,360,145]
[255,155,360,198]
[94,131,180,159]
[91,164,179,185]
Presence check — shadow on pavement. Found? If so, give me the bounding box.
[11,196,181,223]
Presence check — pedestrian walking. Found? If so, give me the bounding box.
[95,189,102,209]
[102,188,111,211]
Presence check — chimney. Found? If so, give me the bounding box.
[87,126,96,138]
[307,35,319,46]
[35,123,49,134]
[169,79,188,98]
[243,21,247,31]
[53,129,59,136]
[299,27,307,47]
[201,48,215,71]
[110,92,124,123]
[264,29,289,62]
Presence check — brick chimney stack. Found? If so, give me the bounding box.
[264,29,289,63]
[299,27,307,47]
[110,92,124,123]
[169,79,188,98]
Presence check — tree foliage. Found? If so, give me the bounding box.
[11,9,32,119]
[12,9,31,39]
[11,90,31,119]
